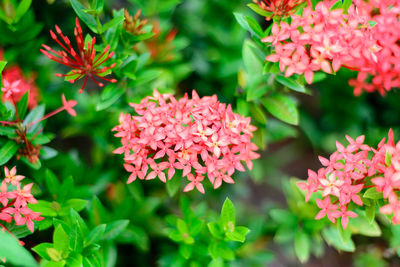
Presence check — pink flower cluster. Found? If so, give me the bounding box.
[112,90,260,193]
[0,166,43,232]
[349,1,400,96]
[298,130,400,229]
[262,1,379,84]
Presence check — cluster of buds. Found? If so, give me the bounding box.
[41,18,117,93]
[1,65,40,109]
[262,1,379,84]
[348,1,400,95]
[112,89,260,193]
[0,166,43,232]
[298,129,400,229]
[123,9,149,35]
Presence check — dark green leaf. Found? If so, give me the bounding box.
[69,0,98,33]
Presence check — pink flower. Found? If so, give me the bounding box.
[3,166,25,186]
[315,197,341,223]
[339,206,357,229]
[183,173,205,194]
[113,89,259,192]
[62,94,77,117]
[1,79,20,99]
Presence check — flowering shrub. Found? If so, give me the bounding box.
[113,89,259,193]
[1,0,400,266]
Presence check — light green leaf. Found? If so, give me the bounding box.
[261,94,299,125]
[0,231,39,267]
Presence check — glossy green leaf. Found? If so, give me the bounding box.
[275,75,308,94]
[69,0,98,33]
[0,140,18,165]
[102,15,125,33]
[261,94,299,125]
[102,220,129,240]
[220,198,235,232]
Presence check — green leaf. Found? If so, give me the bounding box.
[102,220,130,240]
[0,60,7,84]
[322,226,355,252]
[166,174,181,197]
[59,199,88,216]
[261,94,299,125]
[247,3,273,18]
[69,0,98,33]
[69,210,86,253]
[24,104,45,134]
[54,225,69,253]
[249,103,267,124]
[0,231,39,266]
[14,0,32,23]
[0,140,18,165]
[366,203,376,224]
[363,187,383,200]
[294,231,311,263]
[96,83,125,111]
[234,13,263,38]
[275,75,308,93]
[92,0,104,13]
[208,241,234,261]
[102,15,125,33]
[85,224,106,246]
[28,200,58,217]
[45,169,61,198]
[17,91,29,119]
[368,21,377,27]
[226,226,249,242]
[179,244,193,259]
[348,211,381,237]
[207,222,224,239]
[32,243,53,261]
[329,0,343,10]
[220,198,235,232]
[243,39,264,76]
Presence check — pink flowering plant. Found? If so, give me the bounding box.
[2,0,400,266]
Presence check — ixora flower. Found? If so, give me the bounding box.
[1,65,40,109]
[112,89,260,193]
[348,1,400,95]
[41,18,117,93]
[298,129,400,229]
[0,166,43,233]
[262,1,379,85]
